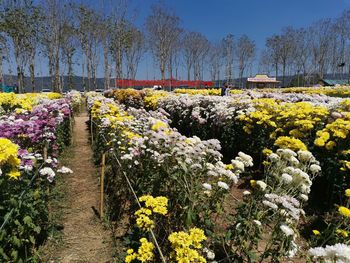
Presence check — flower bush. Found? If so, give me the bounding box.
[0,91,81,262]
[104,89,350,261]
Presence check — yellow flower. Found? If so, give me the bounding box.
[250,180,257,187]
[151,120,168,131]
[345,189,350,197]
[314,138,325,147]
[339,206,350,218]
[336,229,349,238]
[168,228,207,262]
[312,230,321,236]
[189,228,206,249]
[125,238,154,263]
[325,141,336,150]
[225,164,234,170]
[8,170,21,179]
[262,148,273,156]
[274,136,307,151]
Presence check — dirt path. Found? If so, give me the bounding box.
[52,111,112,263]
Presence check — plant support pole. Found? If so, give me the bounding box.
[100,153,106,218]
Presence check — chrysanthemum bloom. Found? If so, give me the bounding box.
[339,206,350,218]
[312,230,321,236]
[345,189,350,197]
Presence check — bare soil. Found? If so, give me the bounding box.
[49,111,112,263]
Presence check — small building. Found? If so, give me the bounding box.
[319,79,348,86]
[247,74,279,89]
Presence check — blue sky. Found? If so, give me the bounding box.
[132,0,350,79]
[5,0,350,80]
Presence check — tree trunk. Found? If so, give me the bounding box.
[0,49,3,87]
[68,54,73,90]
[282,62,286,87]
[103,41,109,90]
[54,49,61,93]
[82,55,85,91]
[30,63,35,92]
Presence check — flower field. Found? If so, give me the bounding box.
[0,91,81,262]
[89,87,350,262]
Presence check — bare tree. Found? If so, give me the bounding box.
[110,19,128,85]
[309,19,334,80]
[278,27,296,86]
[75,4,102,91]
[208,42,222,82]
[40,0,68,92]
[124,25,145,80]
[236,35,255,88]
[0,1,36,92]
[61,18,78,90]
[221,34,234,82]
[334,10,350,77]
[146,4,182,81]
[258,49,274,75]
[265,35,281,79]
[99,16,112,89]
[0,34,7,87]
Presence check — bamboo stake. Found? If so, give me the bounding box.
[43,144,48,161]
[90,119,94,144]
[100,153,106,218]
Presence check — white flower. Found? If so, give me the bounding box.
[281,173,293,184]
[203,183,212,190]
[231,160,245,172]
[227,172,238,184]
[0,168,2,176]
[262,200,278,210]
[310,164,321,173]
[237,152,254,167]
[309,247,327,258]
[40,167,56,183]
[217,181,229,190]
[203,248,216,260]
[289,156,299,166]
[253,220,262,226]
[57,166,73,174]
[280,224,294,237]
[24,165,33,172]
[268,153,280,161]
[277,148,297,158]
[299,194,308,201]
[297,150,313,162]
[256,180,267,191]
[243,190,251,195]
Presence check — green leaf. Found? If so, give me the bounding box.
[34,226,41,234]
[29,235,35,244]
[23,215,32,226]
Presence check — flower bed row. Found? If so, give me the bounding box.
[109,90,348,209]
[0,90,82,262]
[88,93,350,262]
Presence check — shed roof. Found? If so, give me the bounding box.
[247,74,279,83]
[322,79,348,86]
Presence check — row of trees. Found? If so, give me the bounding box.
[0,1,349,91]
[0,0,256,92]
[261,11,350,86]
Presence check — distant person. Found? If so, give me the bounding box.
[221,83,228,96]
[225,85,232,96]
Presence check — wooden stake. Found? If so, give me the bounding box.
[100,153,106,218]
[90,120,94,144]
[43,145,48,161]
